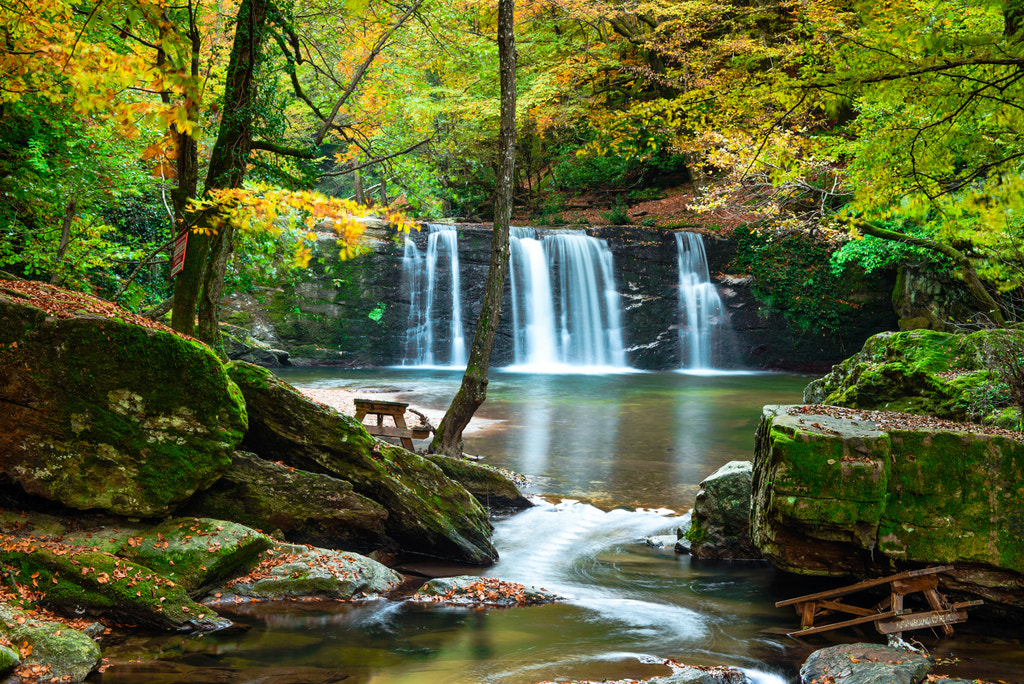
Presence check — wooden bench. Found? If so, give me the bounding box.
[354,399,431,450]
[774,566,982,640]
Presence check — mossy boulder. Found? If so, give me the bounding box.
[804,329,1023,428]
[182,451,389,552]
[750,405,1024,610]
[424,455,531,513]
[414,575,559,606]
[0,536,229,631]
[0,643,19,675]
[0,291,247,516]
[0,604,100,683]
[686,461,762,560]
[211,543,401,601]
[227,362,497,564]
[112,518,271,596]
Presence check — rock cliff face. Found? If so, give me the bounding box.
[224,225,898,371]
[750,404,1024,610]
[0,286,247,516]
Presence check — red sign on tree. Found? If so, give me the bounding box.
[171,231,188,277]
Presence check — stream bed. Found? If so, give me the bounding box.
[94,369,1024,683]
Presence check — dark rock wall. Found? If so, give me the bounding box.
[227,224,900,371]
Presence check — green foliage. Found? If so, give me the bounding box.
[731,226,857,336]
[830,221,950,277]
[602,201,631,225]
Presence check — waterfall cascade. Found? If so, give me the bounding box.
[675,232,730,371]
[401,224,466,367]
[509,228,626,370]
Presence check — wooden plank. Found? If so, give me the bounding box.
[787,610,901,637]
[814,599,877,617]
[876,609,968,635]
[775,566,954,607]
[892,576,938,594]
[354,399,409,411]
[365,425,431,439]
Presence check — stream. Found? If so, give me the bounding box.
[94,369,1024,683]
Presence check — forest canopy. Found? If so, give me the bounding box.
[1,0,1022,328]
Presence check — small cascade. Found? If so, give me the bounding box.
[675,232,729,370]
[509,229,626,370]
[401,224,466,367]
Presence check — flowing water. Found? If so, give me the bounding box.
[402,224,467,368]
[95,369,1024,683]
[675,232,732,371]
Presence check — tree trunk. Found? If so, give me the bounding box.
[50,199,76,285]
[429,0,517,457]
[171,0,269,351]
[843,217,1007,327]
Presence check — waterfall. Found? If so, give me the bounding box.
[401,224,466,367]
[675,232,729,370]
[509,228,626,370]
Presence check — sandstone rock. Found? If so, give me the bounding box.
[750,405,1024,609]
[800,643,931,684]
[686,461,762,560]
[183,451,390,552]
[212,543,401,601]
[113,518,271,596]
[0,290,246,516]
[227,362,497,564]
[0,604,100,683]
[804,329,1023,428]
[424,455,531,513]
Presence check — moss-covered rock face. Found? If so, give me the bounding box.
[0,643,19,675]
[0,295,247,516]
[0,535,228,631]
[183,451,390,552]
[686,461,762,560]
[227,362,497,564]
[0,603,100,683]
[424,455,531,513]
[113,518,271,596]
[750,405,1024,609]
[212,543,401,601]
[804,329,1023,428]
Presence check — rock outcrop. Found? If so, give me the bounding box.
[182,450,390,552]
[227,361,499,564]
[804,328,1023,428]
[0,604,101,683]
[0,283,247,516]
[750,405,1024,610]
[424,455,532,513]
[686,461,762,560]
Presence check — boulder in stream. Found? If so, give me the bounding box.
[227,362,498,564]
[414,575,559,606]
[0,281,247,516]
[750,404,1024,611]
[799,643,931,684]
[686,461,762,560]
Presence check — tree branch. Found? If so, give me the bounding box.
[320,137,433,176]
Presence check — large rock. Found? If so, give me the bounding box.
[750,405,1024,610]
[804,329,1023,428]
[227,362,498,564]
[113,518,271,596]
[0,284,247,516]
[686,461,762,560]
[0,603,101,683]
[0,535,230,631]
[424,455,532,513]
[211,543,401,601]
[182,451,390,553]
[800,643,931,684]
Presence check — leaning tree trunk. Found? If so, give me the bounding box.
[171,0,269,350]
[429,0,517,457]
[842,216,1007,327]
